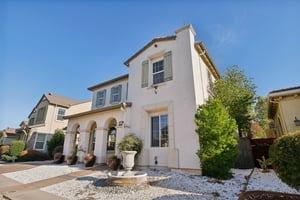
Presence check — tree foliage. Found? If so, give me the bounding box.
[212,65,256,137]
[47,129,65,157]
[195,98,238,179]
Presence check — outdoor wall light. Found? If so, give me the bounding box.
[294,117,300,126]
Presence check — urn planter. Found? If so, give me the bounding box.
[121,151,137,171]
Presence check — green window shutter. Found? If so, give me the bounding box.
[141,60,149,88]
[110,88,113,104]
[102,90,106,106]
[164,51,173,81]
[118,85,122,102]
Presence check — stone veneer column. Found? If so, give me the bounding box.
[77,130,89,162]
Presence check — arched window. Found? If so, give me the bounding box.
[107,127,116,151]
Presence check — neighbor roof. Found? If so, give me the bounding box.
[28,93,83,118]
[124,35,177,66]
[88,74,129,91]
[269,86,300,95]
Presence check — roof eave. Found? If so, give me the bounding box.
[195,42,221,80]
[64,102,132,119]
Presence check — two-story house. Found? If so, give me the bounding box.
[27,92,90,152]
[63,24,220,169]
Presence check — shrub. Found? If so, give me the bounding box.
[47,129,65,157]
[1,154,17,162]
[195,98,238,179]
[269,131,300,189]
[0,145,10,155]
[118,134,143,155]
[18,150,50,162]
[10,140,25,157]
[53,145,63,155]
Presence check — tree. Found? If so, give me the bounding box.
[195,98,238,179]
[0,131,4,144]
[212,65,256,137]
[254,96,269,131]
[47,129,65,157]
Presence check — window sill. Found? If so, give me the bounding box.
[29,123,46,128]
[148,82,167,89]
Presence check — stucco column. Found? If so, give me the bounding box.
[94,127,107,164]
[115,125,125,156]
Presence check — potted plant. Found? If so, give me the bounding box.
[257,156,272,173]
[84,153,96,167]
[117,134,142,171]
[107,155,121,170]
[66,154,78,165]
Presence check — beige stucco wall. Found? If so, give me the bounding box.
[274,96,300,134]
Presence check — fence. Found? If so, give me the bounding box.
[250,138,275,167]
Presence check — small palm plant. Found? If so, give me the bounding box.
[257,156,272,173]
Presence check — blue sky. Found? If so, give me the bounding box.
[1,0,300,129]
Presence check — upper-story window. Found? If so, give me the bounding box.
[57,108,66,121]
[110,85,122,104]
[36,106,46,124]
[152,60,164,85]
[95,90,106,107]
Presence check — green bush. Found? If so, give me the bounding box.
[118,134,143,155]
[269,131,300,189]
[18,150,50,162]
[10,140,25,157]
[53,145,63,155]
[47,129,65,157]
[195,98,238,179]
[1,154,17,162]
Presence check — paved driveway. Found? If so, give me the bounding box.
[0,162,99,200]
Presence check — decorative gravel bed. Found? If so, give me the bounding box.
[41,169,252,200]
[247,168,300,194]
[3,164,82,184]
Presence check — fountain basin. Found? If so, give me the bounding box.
[107,171,148,186]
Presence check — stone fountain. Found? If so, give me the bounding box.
[107,151,148,186]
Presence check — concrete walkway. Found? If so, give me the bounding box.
[0,163,102,200]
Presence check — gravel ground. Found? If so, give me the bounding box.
[247,168,300,194]
[41,169,252,200]
[3,164,82,184]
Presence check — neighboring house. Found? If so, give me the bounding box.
[1,126,27,145]
[63,24,220,169]
[27,92,90,152]
[268,86,300,136]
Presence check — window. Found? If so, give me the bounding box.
[151,114,168,147]
[36,107,46,124]
[110,85,122,104]
[95,90,106,107]
[153,60,164,85]
[89,129,96,153]
[35,133,46,150]
[29,117,35,126]
[57,108,66,121]
[107,127,116,151]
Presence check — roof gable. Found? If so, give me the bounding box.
[124,35,176,66]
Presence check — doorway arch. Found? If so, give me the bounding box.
[106,118,117,158]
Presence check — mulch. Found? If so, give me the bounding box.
[239,191,300,200]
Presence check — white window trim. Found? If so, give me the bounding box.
[152,59,165,85]
[33,133,48,150]
[56,107,66,122]
[149,111,169,148]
